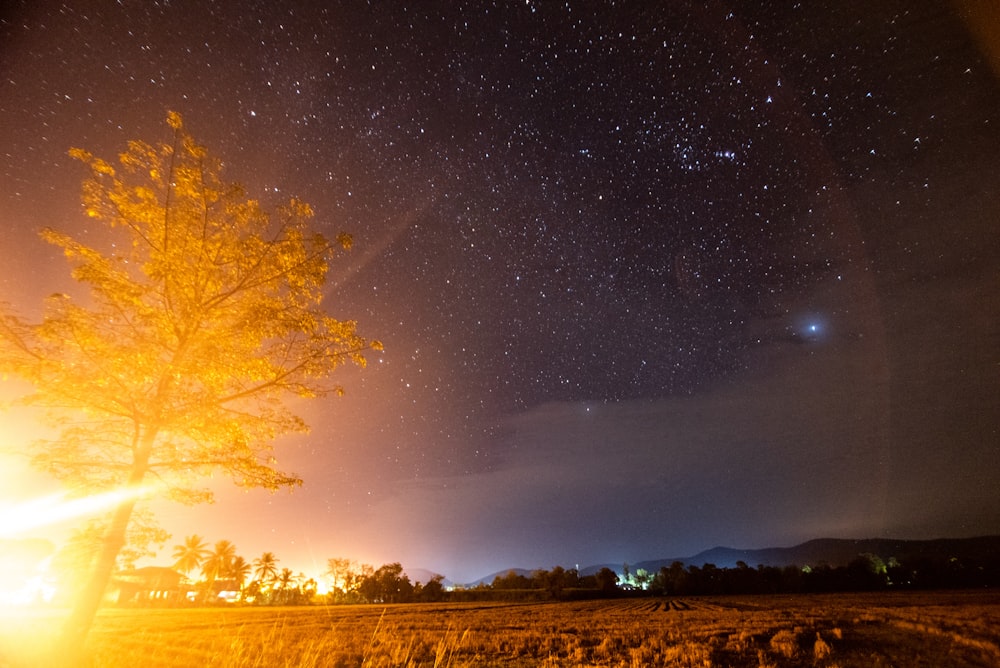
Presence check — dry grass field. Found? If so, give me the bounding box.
[1,590,998,667]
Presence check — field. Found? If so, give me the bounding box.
[1,591,998,667]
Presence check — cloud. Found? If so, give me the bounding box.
[361,323,894,581]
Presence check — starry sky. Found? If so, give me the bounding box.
[1,1,998,584]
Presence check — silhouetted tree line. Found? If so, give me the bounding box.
[341,565,620,604]
[643,552,1000,596]
[113,543,999,607]
[340,552,1000,604]
[436,554,997,603]
[351,563,448,604]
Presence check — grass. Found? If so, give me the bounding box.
[1,591,998,667]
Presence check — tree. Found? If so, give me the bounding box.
[172,534,211,579]
[275,567,297,604]
[594,567,620,595]
[230,556,251,596]
[633,568,652,591]
[492,570,531,590]
[359,562,413,603]
[322,558,372,604]
[242,578,262,604]
[325,556,359,603]
[531,566,571,599]
[200,539,237,601]
[325,557,351,591]
[48,522,105,605]
[415,574,446,602]
[100,508,171,571]
[50,512,168,602]
[299,575,318,603]
[0,112,381,655]
[253,552,280,588]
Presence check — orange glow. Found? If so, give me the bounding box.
[314,577,331,596]
[0,560,56,607]
[0,482,160,608]
[0,485,158,539]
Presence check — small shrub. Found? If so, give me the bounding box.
[756,648,778,668]
[769,628,799,659]
[813,632,833,660]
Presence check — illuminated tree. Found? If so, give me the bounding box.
[201,539,237,584]
[0,112,381,655]
[325,556,353,597]
[633,568,652,591]
[230,556,251,595]
[171,534,211,579]
[48,523,104,605]
[300,575,318,602]
[275,567,297,604]
[242,578,262,604]
[253,551,280,586]
[50,511,168,602]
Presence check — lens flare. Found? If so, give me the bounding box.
[0,485,158,538]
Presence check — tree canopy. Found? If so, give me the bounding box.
[1,111,380,503]
[0,111,381,654]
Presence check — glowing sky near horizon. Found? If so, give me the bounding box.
[1,1,999,584]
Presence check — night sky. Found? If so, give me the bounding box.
[2,1,998,584]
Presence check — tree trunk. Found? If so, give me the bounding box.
[58,424,155,663]
[57,495,138,663]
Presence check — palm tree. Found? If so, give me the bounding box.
[202,540,237,583]
[277,568,296,589]
[171,534,210,580]
[230,556,251,596]
[242,578,262,604]
[301,575,317,602]
[275,567,296,604]
[252,552,279,586]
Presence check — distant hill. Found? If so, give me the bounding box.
[402,567,452,588]
[625,536,1000,574]
[465,568,535,587]
[484,535,1000,583]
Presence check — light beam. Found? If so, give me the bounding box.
[0,485,158,538]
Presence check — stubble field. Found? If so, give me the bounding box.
[1,590,998,667]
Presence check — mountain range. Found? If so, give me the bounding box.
[464,535,1000,586]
